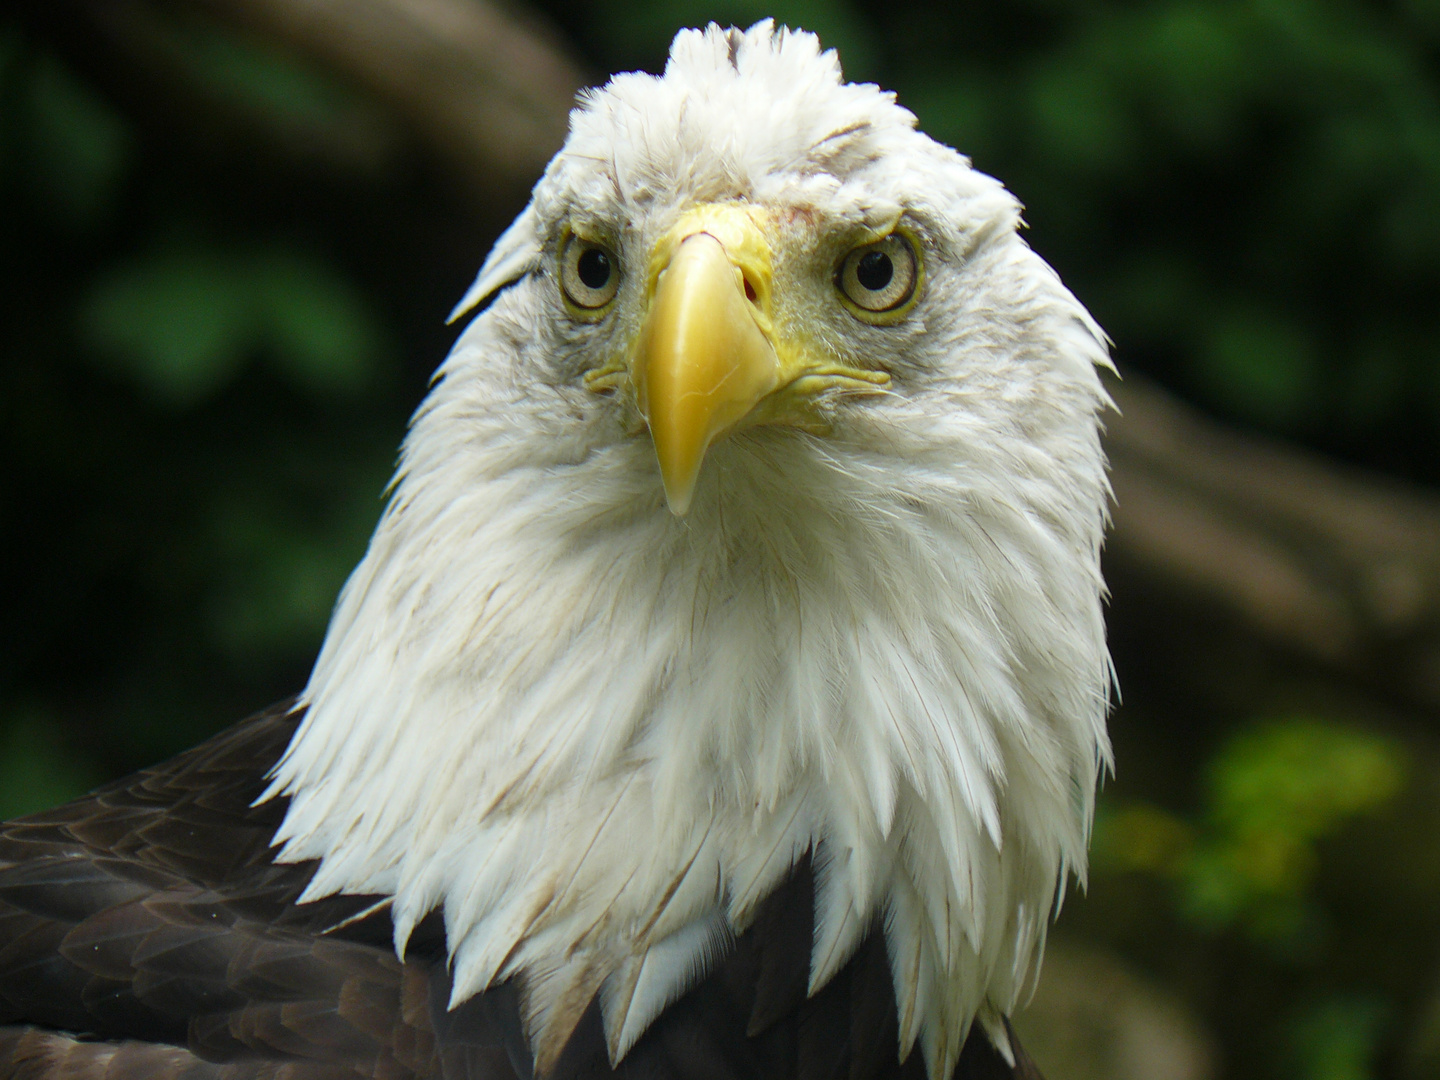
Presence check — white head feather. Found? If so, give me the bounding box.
[267,22,1113,1080]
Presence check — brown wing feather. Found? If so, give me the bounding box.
[0,702,1043,1080]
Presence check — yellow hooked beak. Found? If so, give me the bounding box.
[600,202,890,516]
[632,205,780,515]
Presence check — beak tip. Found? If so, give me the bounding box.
[654,433,702,517]
[663,485,694,517]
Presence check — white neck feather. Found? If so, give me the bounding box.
[268,219,1112,1080]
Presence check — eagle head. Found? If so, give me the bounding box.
[268,21,1113,1080]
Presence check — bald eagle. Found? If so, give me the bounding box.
[0,23,1112,1080]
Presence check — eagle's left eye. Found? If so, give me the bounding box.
[561,235,621,311]
[837,233,919,316]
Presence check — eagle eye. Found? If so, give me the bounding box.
[561,234,621,311]
[837,233,919,317]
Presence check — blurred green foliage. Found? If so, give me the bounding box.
[22,50,130,224]
[1287,997,1389,1080]
[83,238,382,405]
[3,3,1440,1079]
[0,15,452,786]
[1088,703,1425,1080]
[0,711,99,822]
[1097,717,1405,947]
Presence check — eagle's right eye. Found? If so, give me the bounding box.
[836,232,920,320]
[561,235,621,311]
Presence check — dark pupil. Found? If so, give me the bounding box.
[856,250,893,291]
[577,247,612,290]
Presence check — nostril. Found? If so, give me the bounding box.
[743,275,758,304]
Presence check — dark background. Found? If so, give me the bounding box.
[3,1,1440,1077]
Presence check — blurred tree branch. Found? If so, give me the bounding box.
[16,0,584,217]
[183,0,583,199]
[1108,377,1440,711]
[20,0,1440,712]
